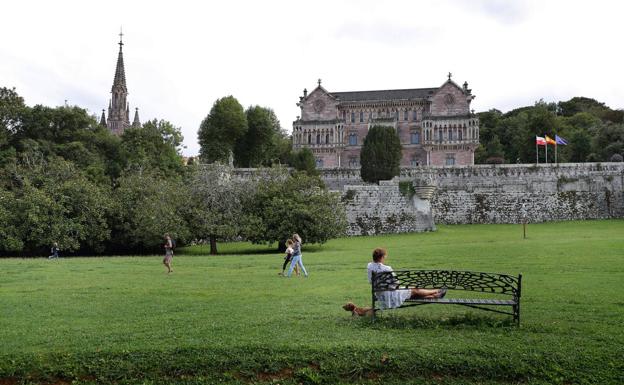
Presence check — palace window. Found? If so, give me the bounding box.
[404,111,408,121]
[348,156,358,168]
[410,132,420,144]
[316,134,321,144]
[315,158,324,168]
[359,111,364,122]
[411,157,419,167]
[325,133,330,144]
[438,130,443,142]
[351,112,355,123]
[348,133,358,146]
[458,130,463,140]
[307,134,311,144]
[413,110,418,120]
[445,154,456,166]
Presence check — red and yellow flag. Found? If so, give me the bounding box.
[545,135,556,145]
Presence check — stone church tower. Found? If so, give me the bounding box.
[101,32,140,134]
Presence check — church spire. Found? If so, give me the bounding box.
[100,109,107,127]
[112,29,127,92]
[132,107,141,127]
[105,29,131,135]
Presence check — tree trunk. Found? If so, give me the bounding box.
[209,235,218,255]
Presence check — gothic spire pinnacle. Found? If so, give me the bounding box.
[100,109,107,127]
[113,29,127,91]
[132,107,140,127]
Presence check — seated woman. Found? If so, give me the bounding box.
[367,248,446,310]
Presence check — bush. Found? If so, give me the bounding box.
[609,153,623,162]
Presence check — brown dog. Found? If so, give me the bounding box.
[342,302,374,317]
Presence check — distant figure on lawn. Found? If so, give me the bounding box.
[279,239,299,276]
[48,242,60,259]
[345,248,446,310]
[286,233,308,278]
[163,234,174,274]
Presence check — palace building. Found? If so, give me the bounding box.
[292,74,480,168]
[99,32,140,135]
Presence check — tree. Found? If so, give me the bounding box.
[246,171,347,247]
[198,96,247,164]
[111,170,191,253]
[188,164,255,254]
[360,125,402,184]
[234,106,283,167]
[289,148,317,175]
[121,119,185,175]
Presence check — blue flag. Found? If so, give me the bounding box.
[555,135,568,145]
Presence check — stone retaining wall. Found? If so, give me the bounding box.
[321,163,624,225]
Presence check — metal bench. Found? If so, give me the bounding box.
[371,270,522,324]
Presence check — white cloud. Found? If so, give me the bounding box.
[1,0,623,156]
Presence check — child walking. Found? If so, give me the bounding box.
[48,242,60,259]
[279,239,299,276]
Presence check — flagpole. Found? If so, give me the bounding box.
[536,141,538,164]
[555,142,558,163]
[545,142,548,164]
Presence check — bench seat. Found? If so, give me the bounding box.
[371,269,522,324]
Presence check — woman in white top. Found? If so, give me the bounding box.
[367,248,446,309]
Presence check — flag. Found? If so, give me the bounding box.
[536,136,546,146]
[555,135,568,145]
[545,135,556,145]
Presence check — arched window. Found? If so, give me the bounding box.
[351,112,355,123]
[359,111,364,122]
[413,110,418,120]
[316,134,321,144]
[438,130,443,142]
[325,133,330,144]
[315,158,324,168]
[458,130,463,141]
[404,110,408,121]
[349,133,357,146]
[308,134,311,144]
[410,132,420,144]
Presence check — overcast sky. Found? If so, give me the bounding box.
[2,0,623,155]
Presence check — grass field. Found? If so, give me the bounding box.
[1,220,623,385]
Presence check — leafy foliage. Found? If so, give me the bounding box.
[360,125,402,183]
[477,98,624,163]
[289,148,317,175]
[198,96,247,164]
[245,171,347,246]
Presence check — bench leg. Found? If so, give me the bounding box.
[513,304,520,325]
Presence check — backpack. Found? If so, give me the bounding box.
[170,239,176,249]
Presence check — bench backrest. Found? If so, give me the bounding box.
[372,270,521,299]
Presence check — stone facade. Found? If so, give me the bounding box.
[320,163,624,226]
[342,180,436,236]
[292,75,479,169]
[99,33,140,135]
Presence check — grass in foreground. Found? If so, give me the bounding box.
[1,220,623,384]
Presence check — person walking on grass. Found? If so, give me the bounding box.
[279,239,299,276]
[163,234,174,274]
[48,242,60,259]
[286,233,308,278]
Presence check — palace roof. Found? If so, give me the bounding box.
[330,88,438,102]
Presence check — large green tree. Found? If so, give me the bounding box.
[234,106,283,167]
[188,164,255,254]
[198,96,247,164]
[246,171,347,247]
[121,119,185,175]
[360,125,402,184]
[289,148,317,176]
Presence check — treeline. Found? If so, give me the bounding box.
[0,88,344,256]
[476,97,624,164]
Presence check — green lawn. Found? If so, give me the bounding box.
[1,220,623,385]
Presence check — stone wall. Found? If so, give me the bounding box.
[320,163,624,225]
[341,180,436,235]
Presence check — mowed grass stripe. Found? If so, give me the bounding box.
[1,220,623,384]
